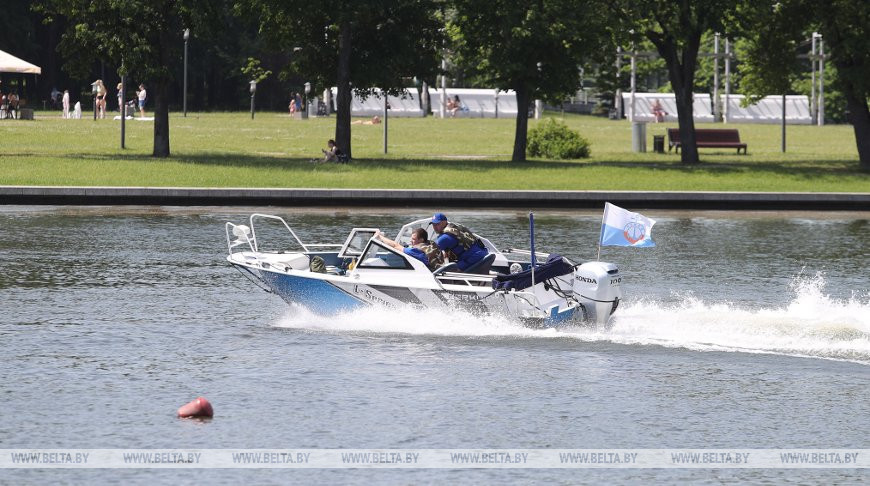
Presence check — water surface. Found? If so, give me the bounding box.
[1,206,868,483]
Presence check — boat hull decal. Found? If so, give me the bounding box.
[369,285,423,305]
[260,270,365,315]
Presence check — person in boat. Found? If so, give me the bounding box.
[376,228,444,271]
[429,213,489,272]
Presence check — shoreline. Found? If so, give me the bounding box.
[1,186,868,210]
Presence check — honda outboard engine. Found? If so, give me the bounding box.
[573,262,622,328]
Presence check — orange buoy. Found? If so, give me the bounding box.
[177,397,214,418]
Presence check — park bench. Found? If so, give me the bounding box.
[667,128,747,154]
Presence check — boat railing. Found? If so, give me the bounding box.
[303,244,344,251]
[434,272,494,287]
[507,288,554,311]
[247,213,311,252]
[501,248,551,261]
[434,272,554,309]
[227,214,329,255]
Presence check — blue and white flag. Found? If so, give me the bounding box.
[599,202,656,247]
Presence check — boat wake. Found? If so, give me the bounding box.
[274,273,870,365]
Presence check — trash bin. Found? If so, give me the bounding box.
[631,121,647,152]
[653,135,665,153]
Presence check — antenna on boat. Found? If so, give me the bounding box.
[529,212,536,286]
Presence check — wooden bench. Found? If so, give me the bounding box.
[667,128,747,154]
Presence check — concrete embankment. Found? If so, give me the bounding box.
[0,186,867,210]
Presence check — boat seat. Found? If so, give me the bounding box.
[433,253,495,276]
[465,253,495,274]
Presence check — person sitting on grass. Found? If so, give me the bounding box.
[446,95,461,118]
[321,139,349,163]
[651,98,666,123]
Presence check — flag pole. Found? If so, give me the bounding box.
[529,212,536,287]
[597,203,608,261]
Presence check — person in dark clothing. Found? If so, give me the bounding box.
[321,139,349,163]
[429,213,488,271]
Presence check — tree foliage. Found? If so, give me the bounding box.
[732,2,802,102]
[449,0,610,161]
[0,1,39,59]
[242,0,445,158]
[613,0,744,164]
[36,0,221,157]
[735,0,870,170]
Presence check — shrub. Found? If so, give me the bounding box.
[526,118,591,159]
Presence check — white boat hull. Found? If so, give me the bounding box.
[226,214,622,329]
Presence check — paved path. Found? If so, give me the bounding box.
[0,186,868,210]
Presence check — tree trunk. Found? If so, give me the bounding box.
[152,78,170,158]
[843,83,870,171]
[512,85,530,161]
[334,20,353,159]
[152,22,171,158]
[648,31,701,164]
[673,82,698,164]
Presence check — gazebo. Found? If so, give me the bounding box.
[0,49,42,118]
[0,49,42,74]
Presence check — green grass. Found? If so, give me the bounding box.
[1,111,867,192]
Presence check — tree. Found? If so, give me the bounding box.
[448,0,609,162]
[613,0,744,164]
[0,1,39,60]
[737,0,870,170]
[819,1,870,170]
[36,0,218,157]
[243,0,444,159]
[1,0,44,101]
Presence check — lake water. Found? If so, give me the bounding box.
[1,206,868,483]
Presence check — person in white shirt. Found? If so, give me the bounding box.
[137,84,147,117]
[62,90,70,118]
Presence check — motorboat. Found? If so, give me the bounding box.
[225,214,622,328]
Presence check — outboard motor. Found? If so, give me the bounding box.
[573,262,622,328]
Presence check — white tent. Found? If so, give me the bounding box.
[0,49,42,74]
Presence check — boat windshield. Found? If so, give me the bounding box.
[338,228,379,258]
[356,241,414,270]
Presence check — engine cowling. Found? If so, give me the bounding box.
[573,261,622,328]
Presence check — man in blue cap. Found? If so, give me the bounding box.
[429,213,489,272]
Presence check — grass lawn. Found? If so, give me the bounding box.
[1,110,867,192]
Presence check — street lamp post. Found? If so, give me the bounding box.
[120,74,126,148]
[383,90,388,154]
[494,89,499,119]
[183,28,189,117]
[249,80,257,119]
[302,82,310,120]
[535,62,543,119]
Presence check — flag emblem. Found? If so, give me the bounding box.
[623,220,646,244]
[599,202,656,248]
